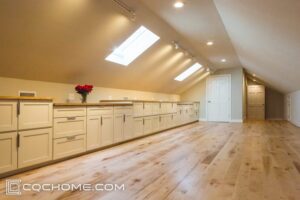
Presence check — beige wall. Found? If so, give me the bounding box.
[0,77,180,103]
[181,67,244,121]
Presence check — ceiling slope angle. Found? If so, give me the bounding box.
[0,0,214,94]
[213,0,300,93]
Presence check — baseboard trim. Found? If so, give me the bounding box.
[230,119,243,123]
[290,120,300,127]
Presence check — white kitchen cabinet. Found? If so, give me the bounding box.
[53,134,86,160]
[0,101,17,133]
[114,114,124,143]
[133,103,144,117]
[19,101,53,130]
[0,132,17,173]
[18,128,52,168]
[143,116,152,135]
[165,114,173,129]
[54,116,86,138]
[172,103,177,113]
[134,117,144,137]
[151,116,160,133]
[159,115,167,130]
[124,114,133,140]
[101,115,114,146]
[114,106,133,142]
[143,103,152,116]
[152,103,160,115]
[87,116,101,151]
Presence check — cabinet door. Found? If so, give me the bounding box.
[143,103,152,116]
[159,115,167,130]
[87,116,101,151]
[171,114,177,128]
[114,114,124,143]
[134,118,144,137]
[133,103,144,117]
[172,103,177,113]
[0,132,17,173]
[18,128,52,168]
[151,116,160,133]
[160,103,166,114]
[143,117,152,135]
[101,115,114,146]
[165,114,173,129]
[0,101,17,133]
[19,101,53,130]
[124,114,133,140]
[152,103,160,115]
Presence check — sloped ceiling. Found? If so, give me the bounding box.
[213,0,300,93]
[1,0,298,94]
[0,0,216,94]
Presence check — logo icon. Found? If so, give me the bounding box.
[6,179,22,195]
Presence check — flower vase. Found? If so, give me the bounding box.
[81,93,87,104]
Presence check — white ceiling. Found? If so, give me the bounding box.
[213,0,300,93]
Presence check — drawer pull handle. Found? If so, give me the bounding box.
[67,136,76,140]
[67,117,76,120]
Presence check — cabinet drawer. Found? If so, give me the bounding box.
[19,101,53,130]
[53,134,86,160]
[114,106,133,115]
[0,132,17,173]
[54,107,86,118]
[87,107,113,116]
[54,117,86,138]
[18,128,52,168]
[0,101,17,133]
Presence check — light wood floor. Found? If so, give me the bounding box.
[1,121,300,200]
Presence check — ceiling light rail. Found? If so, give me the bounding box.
[112,0,136,21]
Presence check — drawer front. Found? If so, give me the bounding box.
[54,107,86,118]
[87,106,113,116]
[54,117,86,138]
[0,101,18,133]
[19,101,53,130]
[114,106,133,115]
[0,132,17,174]
[53,135,86,160]
[18,128,52,168]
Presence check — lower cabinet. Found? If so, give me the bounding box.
[53,134,86,160]
[0,132,17,173]
[152,116,160,133]
[86,116,101,151]
[101,115,114,146]
[134,117,144,137]
[123,114,133,140]
[143,117,153,135]
[18,128,53,168]
[114,114,124,143]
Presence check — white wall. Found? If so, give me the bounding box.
[0,77,180,103]
[181,67,244,122]
[286,90,300,127]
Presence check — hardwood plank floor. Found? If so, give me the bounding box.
[1,121,300,200]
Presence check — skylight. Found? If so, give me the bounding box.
[105,26,160,66]
[175,63,203,81]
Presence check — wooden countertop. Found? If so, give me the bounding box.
[54,102,133,107]
[100,100,200,104]
[0,96,53,101]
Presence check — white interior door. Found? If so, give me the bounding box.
[247,85,265,120]
[206,75,231,122]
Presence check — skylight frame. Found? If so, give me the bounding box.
[174,63,203,81]
[105,26,160,66]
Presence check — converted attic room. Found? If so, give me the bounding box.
[0,0,299,199]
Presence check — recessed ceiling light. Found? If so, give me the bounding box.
[253,74,256,77]
[174,2,184,8]
[206,41,214,46]
[221,59,226,63]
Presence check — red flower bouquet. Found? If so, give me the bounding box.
[75,84,93,103]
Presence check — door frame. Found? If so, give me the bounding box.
[206,74,231,122]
